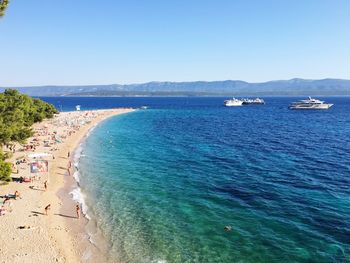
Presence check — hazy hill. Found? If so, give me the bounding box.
[1,78,350,96]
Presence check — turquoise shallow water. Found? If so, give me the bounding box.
[72,97,350,263]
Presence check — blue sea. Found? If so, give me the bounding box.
[41,97,350,263]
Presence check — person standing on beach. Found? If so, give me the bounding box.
[44,181,48,191]
[67,151,70,158]
[45,204,51,215]
[76,204,80,219]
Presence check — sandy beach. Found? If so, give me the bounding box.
[0,108,134,263]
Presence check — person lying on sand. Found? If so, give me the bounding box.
[4,194,16,199]
[18,225,37,229]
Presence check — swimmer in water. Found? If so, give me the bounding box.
[224,225,232,232]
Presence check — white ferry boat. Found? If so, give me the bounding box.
[289,97,333,110]
[224,98,243,107]
[242,98,265,105]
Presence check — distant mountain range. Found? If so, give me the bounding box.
[1,78,350,96]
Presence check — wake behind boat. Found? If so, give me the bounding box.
[289,97,333,110]
[224,98,243,106]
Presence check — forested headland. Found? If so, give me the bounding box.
[0,89,58,183]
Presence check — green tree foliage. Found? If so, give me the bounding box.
[0,159,11,182]
[0,89,58,182]
[0,145,11,182]
[0,148,12,183]
[0,0,9,17]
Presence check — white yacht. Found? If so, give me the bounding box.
[289,97,333,110]
[224,98,243,107]
[242,98,265,105]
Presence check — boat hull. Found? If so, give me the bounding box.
[289,104,333,110]
[224,102,243,106]
[242,102,265,105]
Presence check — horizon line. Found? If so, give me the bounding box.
[2,77,350,88]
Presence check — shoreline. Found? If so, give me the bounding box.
[0,108,135,263]
[57,120,110,263]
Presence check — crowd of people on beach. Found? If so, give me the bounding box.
[0,111,105,221]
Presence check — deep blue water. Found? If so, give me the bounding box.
[42,97,350,262]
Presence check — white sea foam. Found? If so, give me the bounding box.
[69,122,110,262]
[88,235,97,245]
[85,124,97,137]
[70,187,91,220]
[73,143,84,167]
[73,170,80,183]
[72,140,86,182]
[70,141,90,220]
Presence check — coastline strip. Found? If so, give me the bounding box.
[0,108,134,263]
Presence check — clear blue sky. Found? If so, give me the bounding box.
[1,0,350,86]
